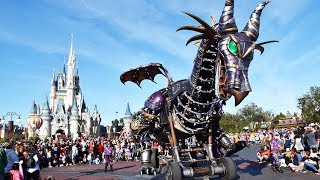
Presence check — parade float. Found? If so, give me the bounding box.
[120,0,277,179]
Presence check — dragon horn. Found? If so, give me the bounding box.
[176,26,208,34]
[241,1,270,41]
[181,11,214,34]
[256,40,279,46]
[254,40,279,55]
[218,0,238,34]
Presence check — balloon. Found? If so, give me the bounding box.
[27,115,43,129]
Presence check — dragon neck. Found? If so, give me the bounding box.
[172,39,220,134]
[189,39,218,102]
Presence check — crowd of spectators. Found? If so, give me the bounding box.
[0,135,143,180]
[0,123,319,179]
[227,123,320,175]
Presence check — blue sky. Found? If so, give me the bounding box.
[0,0,319,126]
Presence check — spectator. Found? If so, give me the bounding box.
[4,142,19,179]
[292,132,304,153]
[94,155,100,164]
[0,144,7,180]
[71,142,78,165]
[87,153,93,165]
[97,143,103,162]
[305,127,318,151]
[25,149,41,180]
[9,162,23,180]
[283,136,291,151]
[257,146,270,163]
[301,150,320,175]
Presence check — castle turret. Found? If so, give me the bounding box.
[86,109,92,135]
[50,70,56,110]
[123,102,133,138]
[92,105,101,135]
[39,96,53,138]
[30,99,37,115]
[124,102,133,118]
[70,95,80,139]
[27,100,42,138]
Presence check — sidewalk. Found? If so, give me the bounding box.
[40,161,146,180]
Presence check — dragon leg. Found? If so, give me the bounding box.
[168,110,181,162]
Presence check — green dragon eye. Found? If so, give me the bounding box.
[228,39,238,55]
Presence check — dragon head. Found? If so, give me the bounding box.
[178,0,277,106]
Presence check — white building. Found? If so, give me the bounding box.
[28,35,101,139]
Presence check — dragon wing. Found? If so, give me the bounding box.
[120,63,173,88]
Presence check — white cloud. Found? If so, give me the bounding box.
[265,0,312,25]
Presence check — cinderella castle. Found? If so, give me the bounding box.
[28,35,102,139]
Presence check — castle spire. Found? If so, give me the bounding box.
[30,99,37,114]
[63,57,66,74]
[67,33,76,87]
[68,33,75,63]
[125,102,132,116]
[81,96,87,112]
[51,69,56,86]
[42,95,51,115]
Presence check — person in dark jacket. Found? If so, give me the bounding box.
[0,144,7,180]
[304,127,318,150]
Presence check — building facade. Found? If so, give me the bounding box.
[28,36,101,139]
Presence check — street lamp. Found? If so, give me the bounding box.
[0,112,21,139]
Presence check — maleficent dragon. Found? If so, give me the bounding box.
[120,0,277,179]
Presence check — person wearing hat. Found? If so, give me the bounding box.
[4,142,19,179]
[0,143,7,180]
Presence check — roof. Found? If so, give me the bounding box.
[56,99,66,114]
[276,117,306,128]
[30,100,37,114]
[125,102,132,115]
[81,98,87,112]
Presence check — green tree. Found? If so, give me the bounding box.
[297,86,320,123]
[220,113,242,133]
[119,118,124,126]
[236,103,274,130]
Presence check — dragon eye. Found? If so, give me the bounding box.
[228,39,238,55]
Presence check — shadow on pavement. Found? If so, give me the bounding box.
[235,157,267,177]
[62,165,136,180]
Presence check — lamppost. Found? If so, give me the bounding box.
[0,112,21,140]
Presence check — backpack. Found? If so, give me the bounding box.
[26,155,36,168]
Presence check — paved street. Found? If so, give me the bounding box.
[41,145,320,180]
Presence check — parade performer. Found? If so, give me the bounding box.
[104,141,114,172]
[271,133,283,173]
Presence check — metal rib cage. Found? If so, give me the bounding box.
[172,40,219,134]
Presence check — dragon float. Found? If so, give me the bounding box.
[120,0,277,179]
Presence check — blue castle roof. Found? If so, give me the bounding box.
[125,102,132,116]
